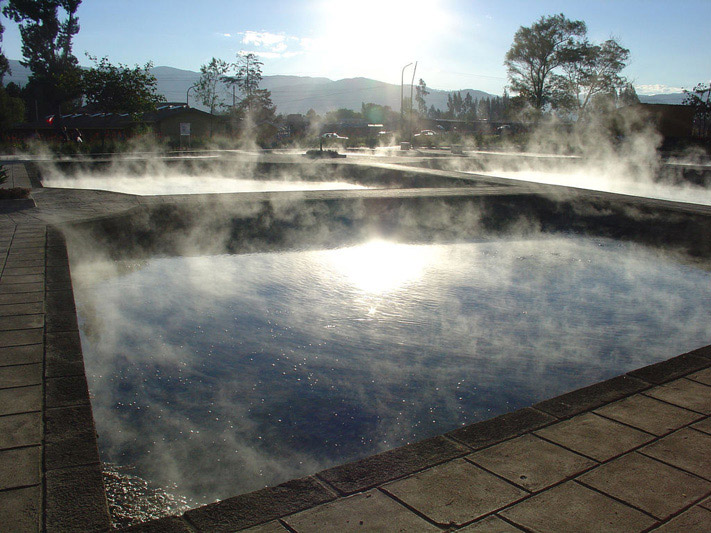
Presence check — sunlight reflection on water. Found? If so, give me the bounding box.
[70,235,711,506]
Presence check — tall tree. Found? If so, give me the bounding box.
[0,19,9,82]
[415,78,429,117]
[504,13,586,111]
[618,82,640,107]
[195,57,230,114]
[3,0,83,115]
[0,20,25,128]
[225,53,263,103]
[555,38,630,116]
[684,82,711,140]
[82,56,164,115]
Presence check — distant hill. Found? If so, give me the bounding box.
[4,59,495,115]
[5,59,688,113]
[149,65,496,115]
[638,93,686,105]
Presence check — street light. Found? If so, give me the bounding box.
[401,63,413,137]
[186,84,198,107]
[409,61,418,144]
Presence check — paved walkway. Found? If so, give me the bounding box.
[0,159,710,532]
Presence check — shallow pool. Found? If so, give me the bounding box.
[70,235,711,506]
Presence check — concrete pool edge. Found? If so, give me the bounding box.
[44,225,112,531]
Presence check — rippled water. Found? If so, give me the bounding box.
[70,235,711,507]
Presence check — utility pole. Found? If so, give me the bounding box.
[400,63,413,139]
[409,62,418,144]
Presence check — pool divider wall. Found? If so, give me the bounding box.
[37,156,486,189]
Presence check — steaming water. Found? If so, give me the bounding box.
[70,235,711,509]
[42,174,368,196]
[471,169,711,206]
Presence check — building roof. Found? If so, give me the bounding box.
[13,104,215,131]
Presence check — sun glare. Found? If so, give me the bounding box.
[326,240,440,294]
[314,0,454,81]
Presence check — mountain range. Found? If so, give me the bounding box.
[4,59,687,115]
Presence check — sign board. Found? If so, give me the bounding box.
[180,123,191,136]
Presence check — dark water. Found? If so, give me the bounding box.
[70,235,711,506]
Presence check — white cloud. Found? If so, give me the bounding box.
[235,31,311,60]
[635,84,684,95]
[241,31,287,50]
[239,49,301,60]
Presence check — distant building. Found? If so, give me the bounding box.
[9,104,224,145]
[625,103,695,140]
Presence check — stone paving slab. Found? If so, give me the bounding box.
[0,328,43,347]
[594,391,704,436]
[578,452,711,520]
[0,362,42,387]
[0,344,43,367]
[382,458,527,527]
[644,378,711,414]
[652,505,711,532]
[692,416,711,434]
[0,411,42,449]
[457,515,524,532]
[0,485,41,533]
[467,433,596,492]
[0,446,41,490]
[499,481,657,532]
[639,427,711,480]
[533,412,655,462]
[0,301,45,317]
[688,367,711,386]
[0,384,41,415]
[283,489,439,532]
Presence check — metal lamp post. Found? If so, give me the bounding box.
[401,63,413,139]
[186,84,198,107]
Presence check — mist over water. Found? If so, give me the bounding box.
[69,234,711,506]
[470,167,711,206]
[42,173,368,195]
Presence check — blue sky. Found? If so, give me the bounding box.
[2,0,709,95]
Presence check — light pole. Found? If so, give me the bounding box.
[409,61,418,143]
[186,84,198,107]
[401,63,413,139]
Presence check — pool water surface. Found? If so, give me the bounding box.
[69,234,711,506]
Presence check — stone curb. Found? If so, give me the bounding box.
[43,225,111,533]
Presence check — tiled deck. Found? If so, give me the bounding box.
[1,160,710,532]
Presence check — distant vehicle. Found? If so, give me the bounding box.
[414,129,436,137]
[322,132,349,140]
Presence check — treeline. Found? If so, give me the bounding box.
[428,92,510,122]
